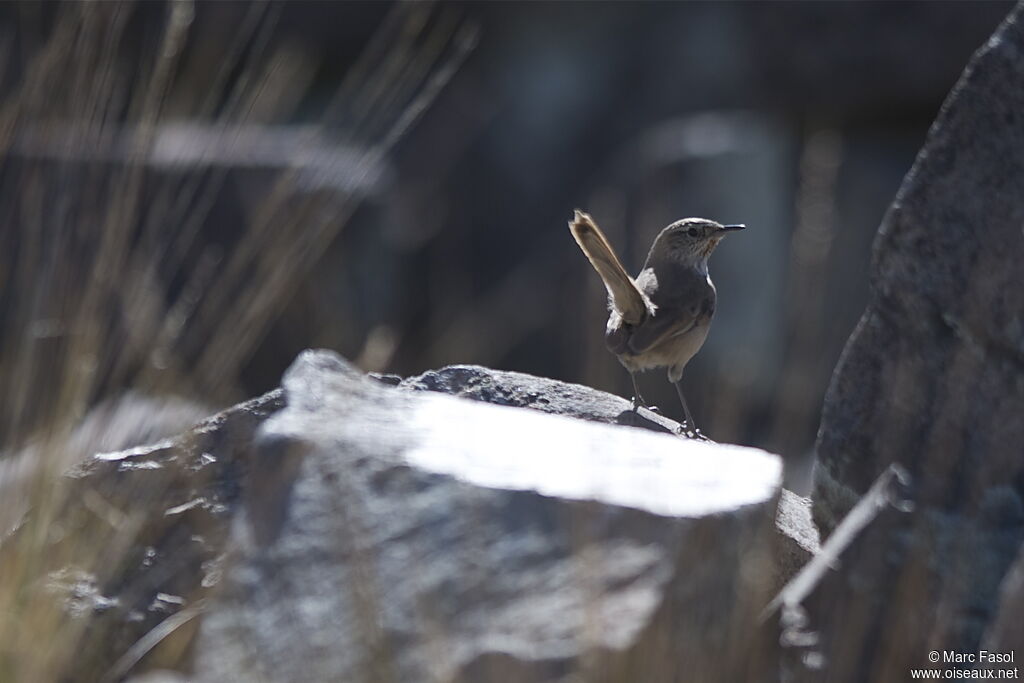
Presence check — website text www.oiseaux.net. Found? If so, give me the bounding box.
[911,650,1017,679]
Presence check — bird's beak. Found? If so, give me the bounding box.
[719,224,745,233]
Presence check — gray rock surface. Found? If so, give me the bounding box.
[401,364,697,437]
[769,466,916,682]
[12,351,796,681]
[983,545,1024,653]
[772,490,820,591]
[405,364,820,588]
[814,3,1024,531]
[0,392,212,536]
[1,389,283,680]
[808,3,1024,677]
[195,350,784,682]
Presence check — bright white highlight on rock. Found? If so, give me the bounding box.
[406,394,781,518]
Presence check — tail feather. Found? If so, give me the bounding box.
[568,210,650,325]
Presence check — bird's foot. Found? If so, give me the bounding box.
[674,422,701,438]
[631,396,660,414]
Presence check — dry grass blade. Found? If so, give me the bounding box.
[0,1,473,680]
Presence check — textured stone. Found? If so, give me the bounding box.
[0,389,283,680]
[406,363,819,587]
[814,4,1024,530]
[196,351,783,682]
[402,364,694,437]
[0,392,211,536]
[808,4,1024,677]
[13,352,795,681]
[772,490,820,591]
[983,545,1024,652]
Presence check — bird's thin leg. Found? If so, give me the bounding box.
[630,372,647,412]
[673,380,696,431]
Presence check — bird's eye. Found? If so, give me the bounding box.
[687,227,700,237]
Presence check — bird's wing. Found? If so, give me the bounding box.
[626,266,715,355]
[569,210,651,326]
[625,309,702,356]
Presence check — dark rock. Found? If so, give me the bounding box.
[790,464,1021,681]
[983,542,1024,652]
[368,371,403,386]
[0,392,213,535]
[814,3,1024,530]
[402,364,704,438]
[195,350,783,682]
[810,4,1024,677]
[1,389,283,680]
[769,466,916,681]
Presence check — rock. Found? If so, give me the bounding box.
[401,364,696,437]
[809,4,1024,677]
[195,350,784,682]
[772,490,820,591]
[785,472,1019,682]
[405,363,819,587]
[814,3,1024,530]
[126,671,190,683]
[1,389,283,680]
[0,392,212,535]
[767,466,915,681]
[12,351,793,681]
[982,545,1024,652]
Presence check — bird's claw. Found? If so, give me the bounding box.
[674,422,699,438]
[631,397,660,414]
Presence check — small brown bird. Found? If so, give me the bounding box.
[569,209,744,431]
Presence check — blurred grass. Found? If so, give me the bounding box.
[0,2,474,680]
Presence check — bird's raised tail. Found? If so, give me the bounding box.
[568,210,651,325]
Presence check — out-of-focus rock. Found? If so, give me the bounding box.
[982,545,1024,652]
[814,4,1024,533]
[769,466,915,682]
[809,5,1024,678]
[1,389,283,680]
[126,672,190,683]
[772,490,820,590]
[195,350,784,682]
[0,392,213,536]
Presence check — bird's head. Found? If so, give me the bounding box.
[649,217,745,265]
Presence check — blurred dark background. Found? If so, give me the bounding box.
[268,1,1012,488]
[0,1,1014,491]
